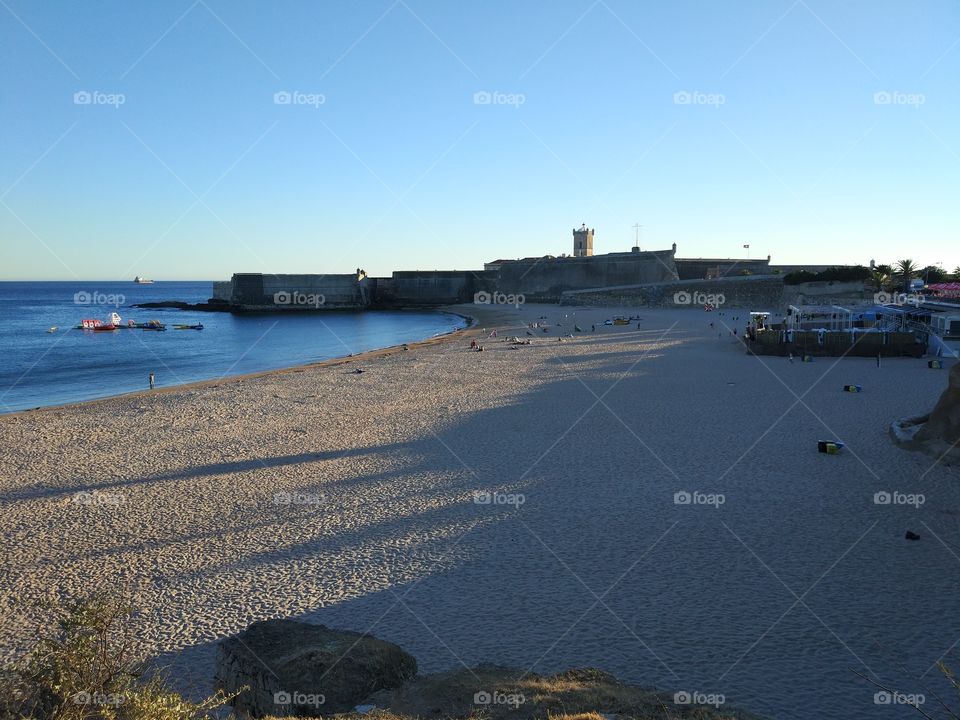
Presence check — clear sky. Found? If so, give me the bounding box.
[1,0,957,280]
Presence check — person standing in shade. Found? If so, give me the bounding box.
[149,372,155,390]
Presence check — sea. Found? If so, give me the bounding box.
[0,281,468,414]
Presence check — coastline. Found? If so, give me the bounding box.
[0,308,478,419]
[0,303,956,719]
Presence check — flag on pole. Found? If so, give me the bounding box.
[743,244,750,249]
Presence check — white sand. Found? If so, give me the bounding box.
[0,303,957,719]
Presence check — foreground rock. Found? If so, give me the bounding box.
[214,619,417,717]
[216,623,762,719]
[891,362,960,464]
[358,665,761,720]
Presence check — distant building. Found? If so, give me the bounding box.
[573,224,594,257]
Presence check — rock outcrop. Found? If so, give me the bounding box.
[214,619,417,718]
[891,362,960,463]
[361,664,763,720]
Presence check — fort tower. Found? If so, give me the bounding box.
[573,224,594,257]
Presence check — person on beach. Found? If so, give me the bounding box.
[148,372,155,389]
[591,324,595,332]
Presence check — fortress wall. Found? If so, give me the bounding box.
[674,258,771,280]
[212,281,233,302]
[376,271,496,305]
[228,273,369,310]
[560,276,785,310]
[495,251,678,302]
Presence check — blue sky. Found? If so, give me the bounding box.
[1,0,957,280]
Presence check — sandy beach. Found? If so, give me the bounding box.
[1,303,958,720]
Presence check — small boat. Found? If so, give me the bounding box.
[173,323,203,330]
[613,317,630,325]
[47,326,58,333]
[134,276,154,284]
[125,319,166,331]
[93,324,117,332]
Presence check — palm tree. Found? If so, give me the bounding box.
[953,266,960,281]
[869,267,892,292]
[895,259,917,280]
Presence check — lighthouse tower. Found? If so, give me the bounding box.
[572,223,594,257]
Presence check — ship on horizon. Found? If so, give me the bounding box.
[134,276,154,284]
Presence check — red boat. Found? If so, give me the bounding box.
[78,319,118,331]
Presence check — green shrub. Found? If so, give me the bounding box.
[784,266,871,285]
[0,596,236,720]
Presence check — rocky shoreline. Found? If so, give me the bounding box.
[216,619,761,719]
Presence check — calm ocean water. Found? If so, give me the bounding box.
[0,282,467,413]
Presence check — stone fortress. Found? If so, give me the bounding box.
[210,225,822,311]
